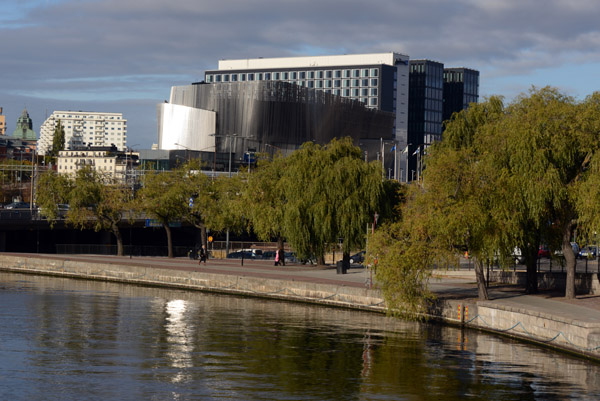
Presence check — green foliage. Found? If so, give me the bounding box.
[67,168,131,256]
[280,137,384,261]
[50,120,66,158]
[36,170,73,225]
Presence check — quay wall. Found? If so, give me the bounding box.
[1,254,599,360]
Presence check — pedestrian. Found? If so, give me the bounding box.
[198,245,208,265]
[279,247,285,266]
[274,248,280,266]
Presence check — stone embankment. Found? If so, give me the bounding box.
[1,253,599,361]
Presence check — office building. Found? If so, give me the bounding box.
[38,111,127,156]
[443,68,480,122]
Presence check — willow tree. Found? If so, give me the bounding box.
[372,97,510,304]
[281,138,384,264]
[501,87,600,299]
[245,153,288,250]
[67,167,131,256]
[36,169,73,225]
[136,168,188,258]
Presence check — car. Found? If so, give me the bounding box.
[349,251,366,264]
[240,249,263,259]
[227,251,254,259]
[578,246,597,259]
[538,246,550,258]
[4,201,32,209]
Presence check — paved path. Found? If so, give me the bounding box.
[8,253,600,325]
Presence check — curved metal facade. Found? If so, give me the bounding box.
[162,81,394,157]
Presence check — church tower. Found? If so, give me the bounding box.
[12,108,37,140]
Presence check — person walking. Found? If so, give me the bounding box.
[198,245,208,265]
[274,248,280,266]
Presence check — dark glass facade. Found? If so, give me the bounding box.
[443,68,480,122]
[407,60,444,180]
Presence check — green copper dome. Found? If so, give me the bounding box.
[12,108,37,140]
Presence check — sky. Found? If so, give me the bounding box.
[1,0,599,149]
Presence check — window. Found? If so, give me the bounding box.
[273,72,280,80]
[370,78,378,86]
[264,73,271,80]
[308,71,315,79]
[353,69,360,77]
[343,70,351,78]
[352,88,359,96]
[353,79,360,87]
[257,73,263,80]
[223,74,230,82]
[291,72,297,79]
[299,71,306,79]
[362,69,369,77]
[361,88,368,96]
[334,70,341,78]
[325,80,332,88]
[334,80,341,88]
[248,73,254,81]
[316,80,323,88]
[343,89,350,96]
[370,88,378,96]
[370,68,378,77]
[333,89,341,96]
[283,72,289,80]
[370,98,378,106]
[231,74,238,82]
[317,71,324,79]
[361,79,369,86]
[325,70,332,78]
[307,80,314,88]
[240,74,246,81]
[343,80,350,87]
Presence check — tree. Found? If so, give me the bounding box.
[281,138,385,264]
[50,120,65,160]
[245,153,288,251]
[501,87,599,299]
[136,168,189,258]
[372,97,510,305]
[67,167,131,256]
[36,169,73,226]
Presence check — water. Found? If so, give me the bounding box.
[0,272,599,400]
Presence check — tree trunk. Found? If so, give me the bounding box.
[112,224,124,256]
[164,223,174,258]
[200,224,207,249]
[563,219,576,299]
[474,258,489,300]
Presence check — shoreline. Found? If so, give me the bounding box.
[1,253,599,362]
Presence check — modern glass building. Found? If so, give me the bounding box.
[443,68,480,122]
[157,81,396,171]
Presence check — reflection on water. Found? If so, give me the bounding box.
[0,272,599,400]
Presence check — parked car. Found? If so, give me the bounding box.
[240,249,263,259]
[227,251,254,259]
[4,201,32,209]
[538,246,550,258]
[349,251,366,264]
[578,246,597,259]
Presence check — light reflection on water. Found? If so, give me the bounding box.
[0,272,599,400]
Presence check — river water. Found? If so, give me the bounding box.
[0,272,599,400]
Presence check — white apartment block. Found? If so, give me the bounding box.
[38,111,127,156]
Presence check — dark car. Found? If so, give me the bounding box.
[227,251,254,259]
[4,201,32,209]
[349,251,366,264]
[578,246,597,259]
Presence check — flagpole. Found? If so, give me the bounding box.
[394,145,397,181]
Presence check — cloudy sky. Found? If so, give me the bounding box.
[1,0,599,148]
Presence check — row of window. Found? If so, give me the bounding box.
[56,115,123,120]
[207,68,379,84]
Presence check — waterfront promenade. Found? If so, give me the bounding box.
[1,252,600,360]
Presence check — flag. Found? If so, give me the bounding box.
[412,148,419,156]
[390,145,396,152]
[402,145,409,154]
